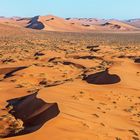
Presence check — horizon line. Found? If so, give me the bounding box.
[0,14,140,21]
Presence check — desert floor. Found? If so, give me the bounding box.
[0,28,140,140]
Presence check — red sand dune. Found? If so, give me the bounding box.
[126,19,140,28]
[26,15,87,32]
[6,93,60,137]
[101,20,138,31]
[25,15,140,32]
[0,15,140,32]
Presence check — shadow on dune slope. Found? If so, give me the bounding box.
[83,69,121,85]
[134,58,140,63]
[26,16,45,30]
[0,66,27,79]
[6,93,60,137]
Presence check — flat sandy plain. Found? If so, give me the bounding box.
[0,25,140,140]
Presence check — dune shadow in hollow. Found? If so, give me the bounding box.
[0,66,27,79]
[134,58,140,63]
[6,93,60,137]
[83,69,121,85]
[3,66,27,79]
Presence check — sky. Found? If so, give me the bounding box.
[0,0,140,19]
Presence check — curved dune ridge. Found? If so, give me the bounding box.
[0,66,27,79]
[26,15,83,32]
[6,93,60,137]
[40,15,94,32]
[83,68,121,85]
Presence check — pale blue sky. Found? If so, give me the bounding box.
[0,0,140,19]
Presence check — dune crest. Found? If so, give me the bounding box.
[0,15,140,32]
[5,93,60,137]
[101,20,138,31]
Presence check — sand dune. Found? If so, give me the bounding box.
[0,17,29,28]
[65,18,107,26]
[100,20,138,31]
[30,16,140,32]
[0,26,140,140]
[67,18,139,31]
[27,16,139,32]
[26,15,87,32]
[126,19,140,28]
[6,93,59,137]
[0,15,140,32]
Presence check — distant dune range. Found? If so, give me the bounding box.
[0,15,140,32]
